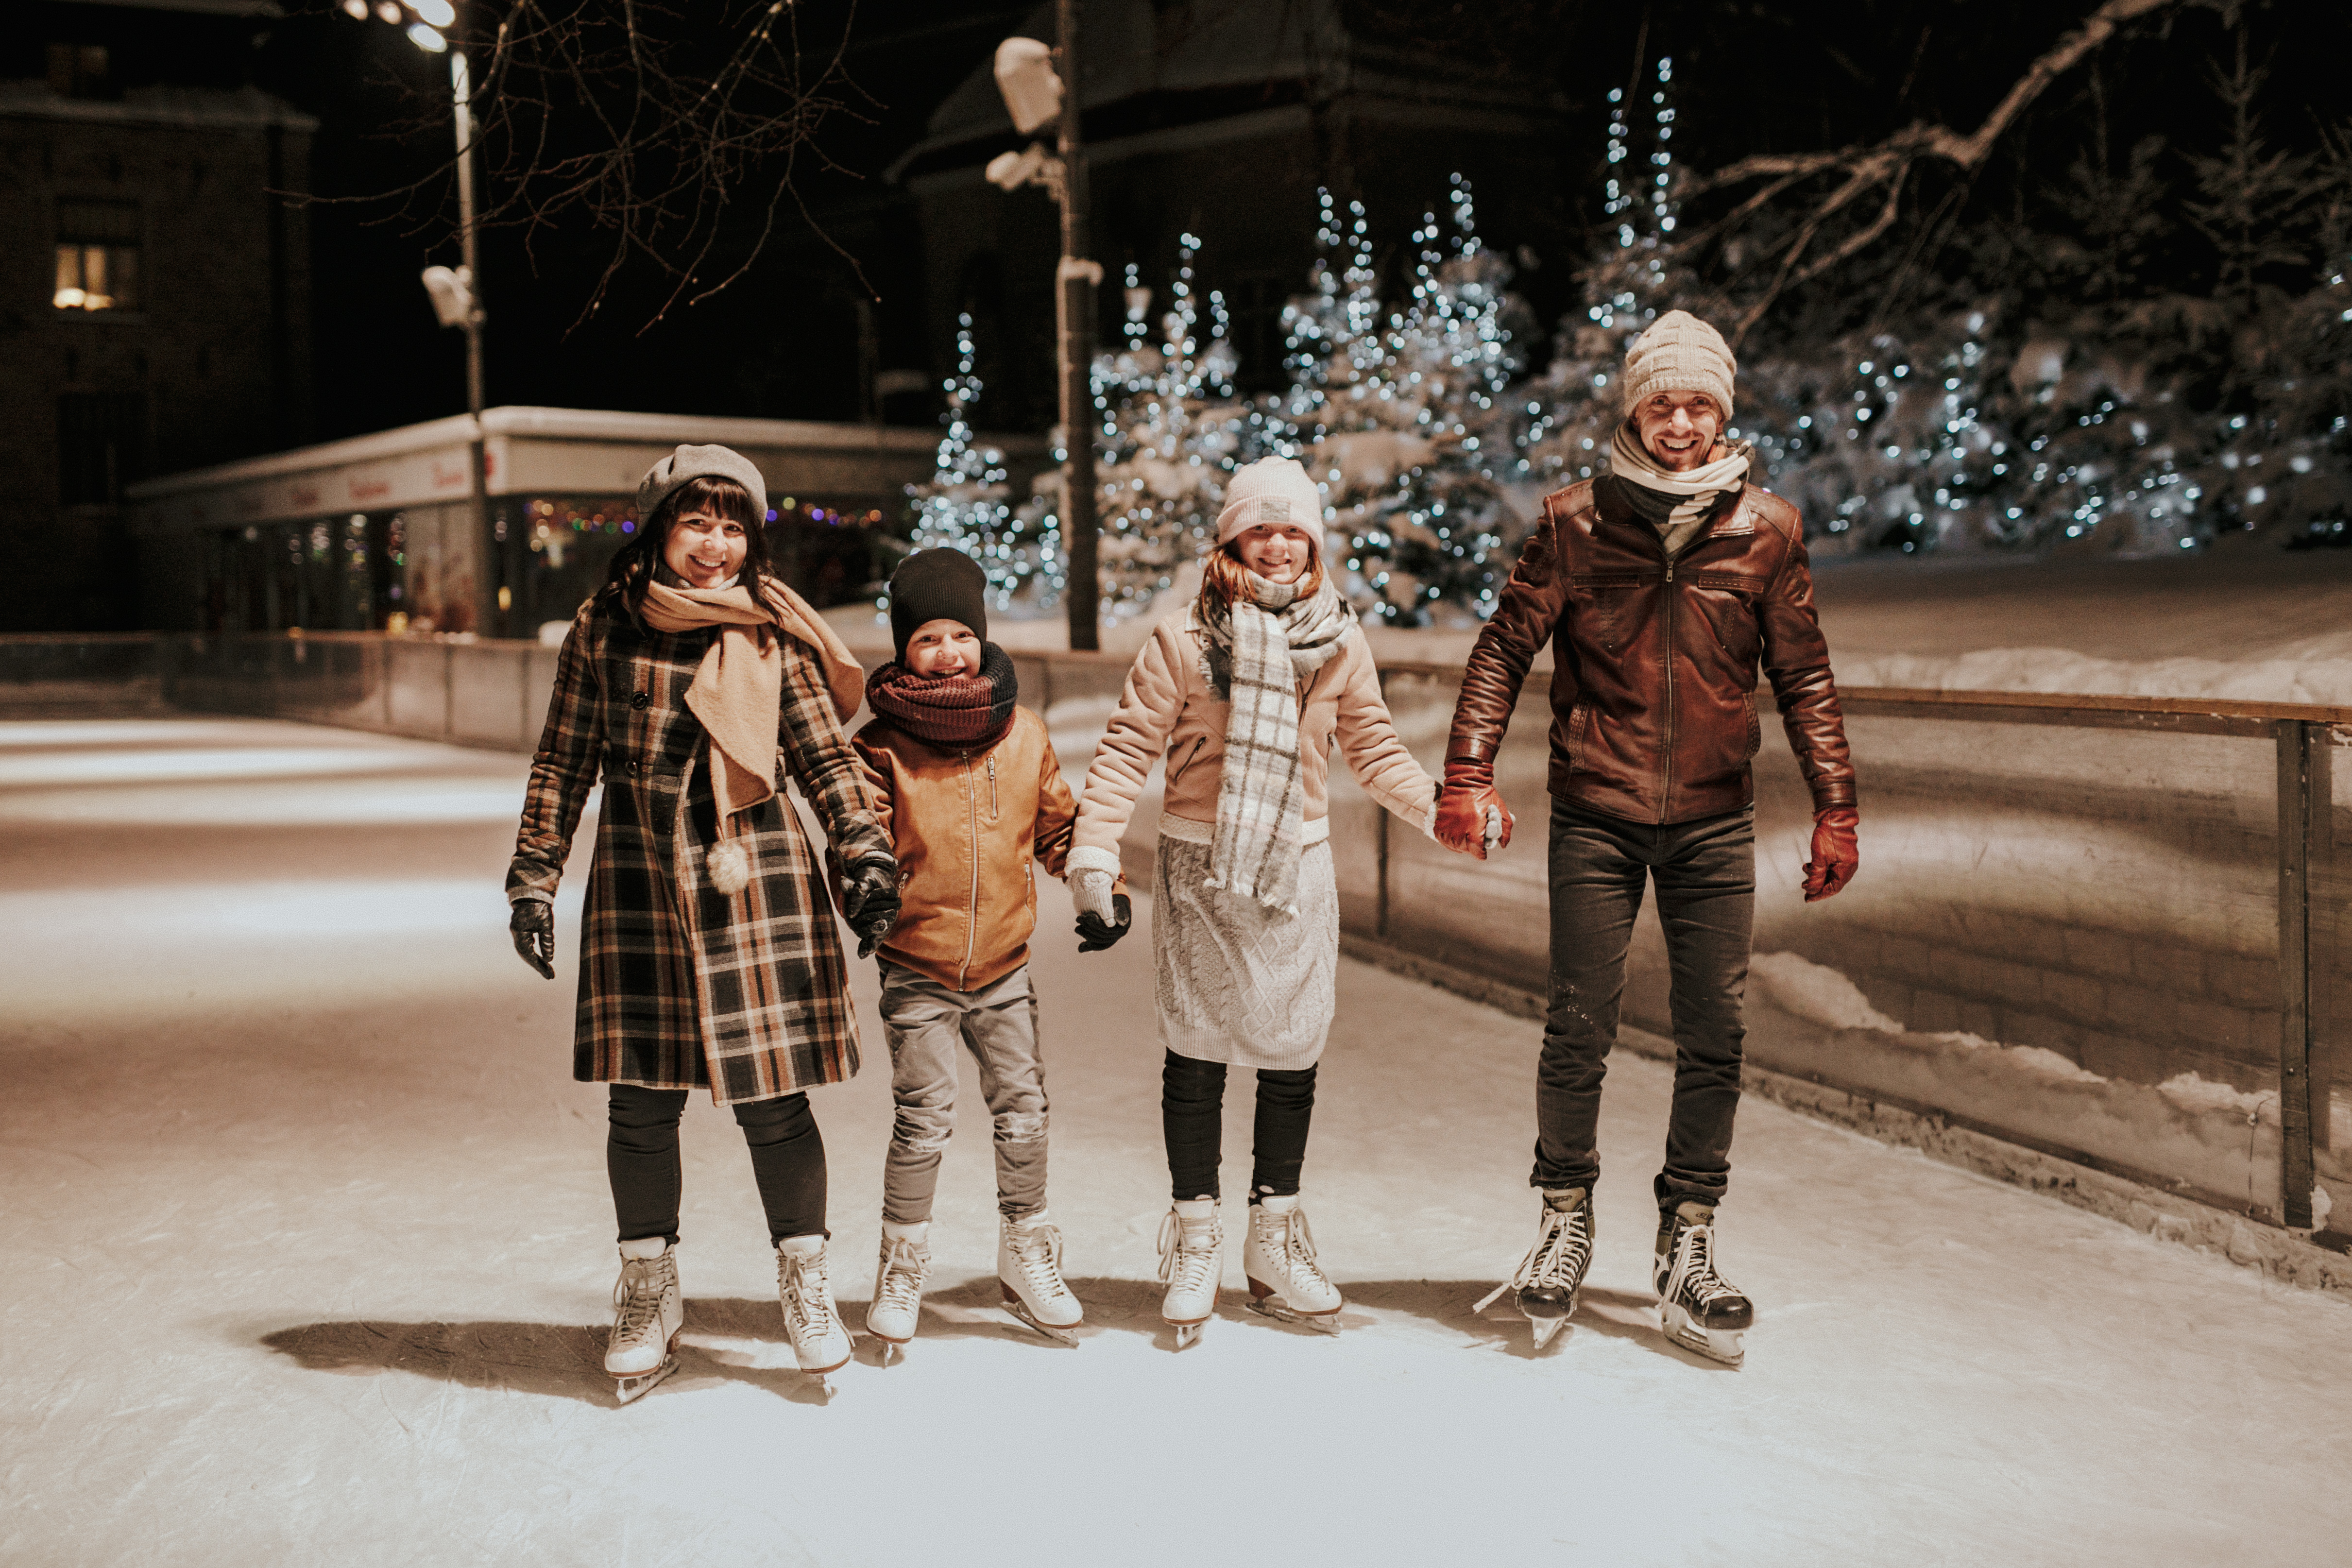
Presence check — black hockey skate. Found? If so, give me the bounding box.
[1653,1201,1753,1366]
[1475,1188,1594,1349]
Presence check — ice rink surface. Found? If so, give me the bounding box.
[6,718,2352,1567]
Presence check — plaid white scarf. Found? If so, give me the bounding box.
[1196,572,1354,915]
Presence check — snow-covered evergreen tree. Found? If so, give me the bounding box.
[902,313,1062,612]
[1090,233,1258,621]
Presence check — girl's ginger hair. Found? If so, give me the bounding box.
[1197,531,1326,621]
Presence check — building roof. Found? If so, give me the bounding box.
[0,80,317,130]
[127,406,1043,533]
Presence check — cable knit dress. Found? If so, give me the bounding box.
[1072,608,1436,1069]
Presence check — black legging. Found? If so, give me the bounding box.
[1161,1050,1317,1204]
[607,1083,826,1247]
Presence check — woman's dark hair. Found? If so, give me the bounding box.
[603,475,768,623]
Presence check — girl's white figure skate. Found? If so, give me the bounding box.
[776,1234,853,1393]
[1156,1201,1223,1348]
[1243,1194,1342,1332]
[1653,1201,1753,1366]
[998,1211,1084,1346]
[864,1222,930,1363]
[607,1237,684,1403]
[1475,1187,1594,1349]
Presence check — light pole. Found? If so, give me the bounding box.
[987,7,1100,650]
[346,1,492,631]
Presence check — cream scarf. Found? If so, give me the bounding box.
[1608,422,1754,546]
[638,575,865,893]
[1194,571,1354,916]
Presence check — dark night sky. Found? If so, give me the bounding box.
[85,0,2352,447]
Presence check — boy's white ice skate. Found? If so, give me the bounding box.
[1653,1200,1753,1367]
[865,1222,930,1361]
[606,1237,684,1404]
[777,1234,853,1393]
[1243,1194,1342,1332]
[1156,1201,1222,1348]
[998,1211,1083,1346]
[1475,1187,1594,1350]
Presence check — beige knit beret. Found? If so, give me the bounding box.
[1215,456,1325,547]
[636,443,769,526]
[1622,309,1736,420]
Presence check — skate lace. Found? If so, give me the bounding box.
[1475,1202,1592,1313]
[1261,1207,1332,1293]
[780,1248,839,1343]
[1009,1223,1072,1301]
[1673,1225,1741,1310]
[613,1257,670,1340]
[875,1238,927,1316]
[1156,1211,1222,1294]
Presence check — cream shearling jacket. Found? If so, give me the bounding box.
[1072,608,1438,863]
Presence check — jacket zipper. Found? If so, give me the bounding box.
[987,754,999,821]
[1659,553,1676,823]
[957,750,979,988]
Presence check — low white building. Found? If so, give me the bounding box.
[128,405,1040,636]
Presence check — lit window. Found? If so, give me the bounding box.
[54,201,140,312]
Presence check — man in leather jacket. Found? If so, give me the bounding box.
[1438,310,1858,1362]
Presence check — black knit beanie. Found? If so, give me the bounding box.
[888,549,989,662]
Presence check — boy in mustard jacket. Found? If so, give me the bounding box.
[852,549,1088,1350]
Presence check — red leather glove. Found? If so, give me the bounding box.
[1433,760,1514,860]
[1802,807,1858,902]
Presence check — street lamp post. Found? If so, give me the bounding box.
[349,1,492,631]
[988,9,1101,650]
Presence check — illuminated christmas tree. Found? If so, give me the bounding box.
[903,313,1063,612]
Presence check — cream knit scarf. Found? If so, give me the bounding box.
[1608,422,1754,545]
[1195,570,1353,916]
[638,575,865,894]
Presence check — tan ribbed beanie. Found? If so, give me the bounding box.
[1621,310,1736,420]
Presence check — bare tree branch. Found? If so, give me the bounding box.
[1684,0,2197,342]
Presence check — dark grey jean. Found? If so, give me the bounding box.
[1537,798,1755,1211]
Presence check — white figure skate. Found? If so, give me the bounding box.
[864,1222,930,1363]
[606,1237,683,1404]
[998,1211,1083,1346]
[776,1234,853,1393]
[1156,1201,1222,1348]
[1653,1201,1753,1366]
[1475,1187,1594,1349]
[1243,1194,1342,1333]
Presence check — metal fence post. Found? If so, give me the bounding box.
[2278,719,2316,1228]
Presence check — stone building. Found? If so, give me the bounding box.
[1,0,311,631]
[889,0,1569,432]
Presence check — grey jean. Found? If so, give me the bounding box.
[879,958,1050,1224]
[1537,799,1755,1211]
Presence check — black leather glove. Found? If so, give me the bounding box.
[509,898,555,979]
[1076,892,1133,953]
[841,856,902,959]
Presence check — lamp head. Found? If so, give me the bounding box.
[992,37,1062,135]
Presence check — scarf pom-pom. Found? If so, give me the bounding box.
[706,838,752,896]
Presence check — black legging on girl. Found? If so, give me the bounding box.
[1160,1050,1316,1203]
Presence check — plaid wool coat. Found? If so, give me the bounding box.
[507,593,890,1104]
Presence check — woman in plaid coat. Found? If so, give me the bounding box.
[505,444,899,1399]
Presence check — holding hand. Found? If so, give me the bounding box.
[1801,808,1859,902]
[509,898,556,979]
[1433,760,1514,860]
[841,856,903,958]
[1071,869,1133,952]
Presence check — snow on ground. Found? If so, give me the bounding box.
[6,718,2352,1567]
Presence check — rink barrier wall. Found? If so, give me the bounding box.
[10,631,2351,1280]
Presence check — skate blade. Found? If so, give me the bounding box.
[1528,1314,1569,1350]
[1661,1306,1745,1366]
[611,1353,679,1405]
[1244,1293,1343,1335]
[1171,1321,1206,1349]
[1003,1301,1081,1346]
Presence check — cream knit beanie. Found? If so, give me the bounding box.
[1214,457,1324,547]
[1621,310,1737,420]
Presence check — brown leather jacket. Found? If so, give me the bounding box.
[852,704,1075,991]
[1448,477,1856,824]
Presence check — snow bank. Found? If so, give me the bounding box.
[1836,646,2352,707]
[1742,950,2324,1210]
